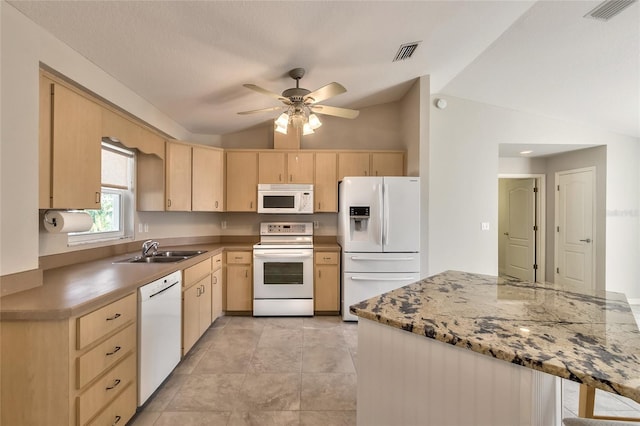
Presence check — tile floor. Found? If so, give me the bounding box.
[131,313,640,426]
[131,315,358,426]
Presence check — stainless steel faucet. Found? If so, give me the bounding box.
[141,239,159,257]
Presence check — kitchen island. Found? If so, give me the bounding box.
[350,270,640,426]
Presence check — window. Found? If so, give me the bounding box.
[68,142,134,245]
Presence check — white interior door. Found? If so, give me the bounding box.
[555,168,594,290]
[504,178,536,281]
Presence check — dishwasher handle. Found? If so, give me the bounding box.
[149,281,180,298]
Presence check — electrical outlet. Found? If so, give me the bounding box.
[221,220,227,230]
[481,222,490,231]
[138,223,143,233]
[144,223,149,232]
[313,221,319,229]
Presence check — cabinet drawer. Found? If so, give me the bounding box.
[315,252,339,265]
[212,253,222,272]
[77,294,136,350]
[85,382,136,426]
[78,354,136,426]
[184,257,212,287]
[227,251,251,264]
[77,323,136,389]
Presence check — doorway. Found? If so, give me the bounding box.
[498,175,546,283]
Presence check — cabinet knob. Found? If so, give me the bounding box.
[215,201,219,208]
[113,415,122,425]
[95,192,101,203]
[105,346,121,356]
[167,199,172,208]
[105,313,121,321]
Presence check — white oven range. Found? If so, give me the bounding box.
[253,222,314,316]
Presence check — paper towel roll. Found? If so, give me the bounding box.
[44,211,94,233]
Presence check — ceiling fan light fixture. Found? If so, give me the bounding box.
[308,113,322,130]
[302,123,315,135]
[275,112,289,128]
[274,122,288,134]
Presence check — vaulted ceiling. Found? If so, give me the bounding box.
[9,0,640,138]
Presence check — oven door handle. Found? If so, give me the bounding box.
[254,252,313,258]
[350,276,416,281]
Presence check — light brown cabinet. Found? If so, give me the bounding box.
[258,151,314,184]
[314,152,338,212]
[39,73,102,210]
[182,257,213,355]
[1,293,137,426]
[166,141,192,211]
[226,251,253,312]
[371,152,404,176]
[314,251,341,313]
[211,253,224,320]
[338,151,405,180]
[192,146,224,211]
[338,152,371,180]
[226,151,258,211]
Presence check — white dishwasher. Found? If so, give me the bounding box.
[138,270,182,406]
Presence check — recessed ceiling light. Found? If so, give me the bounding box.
[520,150,533,155]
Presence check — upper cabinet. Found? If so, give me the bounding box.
[314,152,337,212]
[39,73,102,210]
[371,152,404,176]
[165,141,192,211]
[192,145,224,212]
[226,151,258,212]
[338,151,404,180]
[258,152,314,184]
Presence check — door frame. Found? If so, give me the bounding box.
[554,166,597,291]
[498,173,546,283]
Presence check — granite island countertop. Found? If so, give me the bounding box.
[350,270,640,404]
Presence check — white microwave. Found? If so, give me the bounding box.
[257,184,314,214]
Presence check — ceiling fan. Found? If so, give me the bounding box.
[238,67,360,135]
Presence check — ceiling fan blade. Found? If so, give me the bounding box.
[304,82,346,104]
[310,104,359,119]
[243,84,288,102]
[237,106,286,115]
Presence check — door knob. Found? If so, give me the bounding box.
[579,238,592,243]
[503,232,509,236]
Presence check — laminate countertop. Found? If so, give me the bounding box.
[0,243,251,321]
[350,270,640,404]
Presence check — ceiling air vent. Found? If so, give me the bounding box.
[584,0,637,21]
[393,41,421,62]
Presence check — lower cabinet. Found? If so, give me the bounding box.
[211,253,224,320]
[182,257,213,356]
[0,293,138,426]
[314,251,341,313]
[226,250,253,312]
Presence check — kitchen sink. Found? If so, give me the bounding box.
[154,250,207,257]
[115,250,207,264]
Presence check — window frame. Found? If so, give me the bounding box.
[68,142,135,246]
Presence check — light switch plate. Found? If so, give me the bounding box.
[481,222,490,231]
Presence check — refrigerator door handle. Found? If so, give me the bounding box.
[383,182,389,246]
[350,276,416,281]
[377,183,384,245]
[350,256,417,261]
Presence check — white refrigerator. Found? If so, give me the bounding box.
[337,176,420,321]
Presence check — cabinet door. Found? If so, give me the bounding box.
[338,152,370,180]
[287,152,314,183]
[39,75,53,209]
[314,253,340,312]
[226,152,258,211]
[166,142,192,211]
[199,277,213,335]
[211,267,223,321]
[371,152,404,176]
[226,265,252,311]
[182,284,200,355]
[193,146,223,211]
[51,83,102,209]
[314,152,337,212]
[258,152,286,183]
